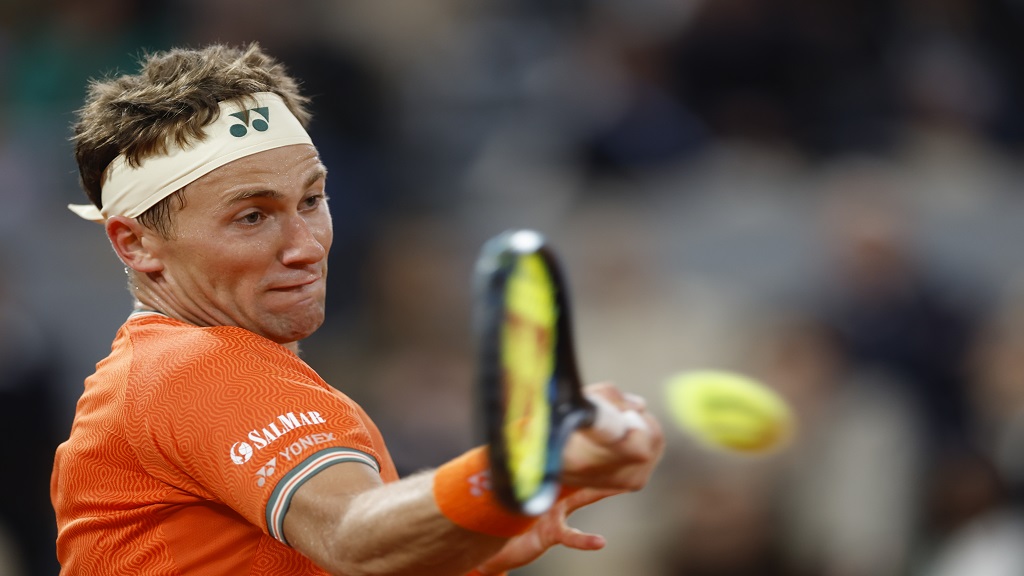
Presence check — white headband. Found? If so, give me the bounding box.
[68,92,313,223]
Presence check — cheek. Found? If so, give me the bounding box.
[306,214,333,259]
[320,228,334,253]
[312,209,333,239]
[174,243,267,291]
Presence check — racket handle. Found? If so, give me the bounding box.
[586,394,648,444]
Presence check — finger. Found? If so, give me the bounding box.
[561,487,621,513]
[586,393,632,443]
[584,383,649,412]
[623,392,647,411]
[623,410,649,432]
[583,382,626,406]
[557,527,606,551]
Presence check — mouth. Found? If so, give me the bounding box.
[268,276,322,292]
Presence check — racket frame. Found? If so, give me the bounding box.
[474,230,598,515]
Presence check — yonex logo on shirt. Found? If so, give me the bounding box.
[229,410,327,465]
[256,458,277,487]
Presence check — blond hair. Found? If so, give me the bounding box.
[73,43,312,235]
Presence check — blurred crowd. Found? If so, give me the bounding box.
[3,0,1024,575]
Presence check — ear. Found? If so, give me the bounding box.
[106,216,165,274]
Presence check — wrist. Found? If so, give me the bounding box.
[433,446,538,538]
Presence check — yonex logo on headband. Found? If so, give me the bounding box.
[229,107,270,138]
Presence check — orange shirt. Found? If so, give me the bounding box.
[51,312,400,574]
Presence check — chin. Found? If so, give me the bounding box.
[285,316,326,343]
[263,304,326,344]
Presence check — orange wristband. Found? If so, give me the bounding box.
[433,446,538,538]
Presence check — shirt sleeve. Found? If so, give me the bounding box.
[125,326,384,543]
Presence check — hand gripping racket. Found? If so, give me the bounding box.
[474,229,638,516]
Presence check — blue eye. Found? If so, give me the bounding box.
[240,211,264,224]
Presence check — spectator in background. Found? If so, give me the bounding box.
[0,250,61,576]
[815,182,981,460]
[917,278,1024,576]
[793,175,987,576]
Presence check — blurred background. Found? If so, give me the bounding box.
[3,0,1024,574]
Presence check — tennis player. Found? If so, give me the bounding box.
[50,43,663,575]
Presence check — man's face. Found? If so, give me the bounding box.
[149,144,332,343]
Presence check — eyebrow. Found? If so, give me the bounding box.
[225,164,328,205]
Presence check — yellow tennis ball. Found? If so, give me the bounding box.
[665,370,794,454]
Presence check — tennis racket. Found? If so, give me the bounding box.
[474,229,635,516]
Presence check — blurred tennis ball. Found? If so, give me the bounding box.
[665,370,794,454]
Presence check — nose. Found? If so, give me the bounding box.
[280,214,328,266]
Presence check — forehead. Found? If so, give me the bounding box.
[184,144,323,198]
